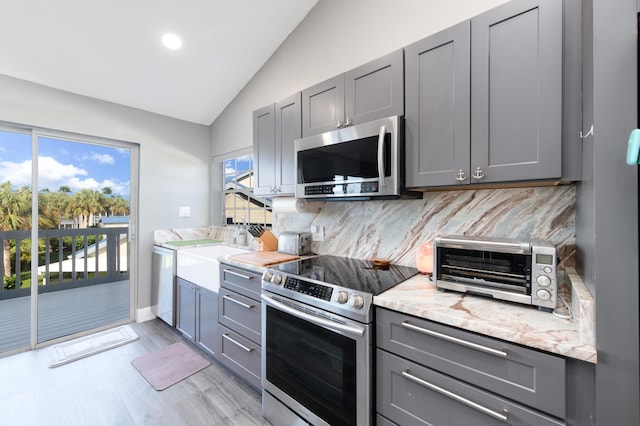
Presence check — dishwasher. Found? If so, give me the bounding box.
[151,245,176,326]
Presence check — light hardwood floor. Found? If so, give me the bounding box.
[0,319,270,426]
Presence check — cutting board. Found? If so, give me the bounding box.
[227,251,300,267]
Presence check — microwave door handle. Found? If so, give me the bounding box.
[377,125,387,187]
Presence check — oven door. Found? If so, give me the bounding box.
[261,292,372,426]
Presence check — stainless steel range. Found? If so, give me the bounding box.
[260,255,418,426]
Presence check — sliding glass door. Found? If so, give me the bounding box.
[0,126,137,353]
[0,128,33,353]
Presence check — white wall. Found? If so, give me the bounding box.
[210,0,508,155]
[0,74,211,313]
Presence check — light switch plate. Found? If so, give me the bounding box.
[179,206,191,217]
[311,225,325,242]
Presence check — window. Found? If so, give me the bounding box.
[222,152,272,226]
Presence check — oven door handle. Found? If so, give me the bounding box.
[261,294,366,337]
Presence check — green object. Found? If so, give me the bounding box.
[165,239,223,247]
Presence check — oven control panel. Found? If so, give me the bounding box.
[262,270,370,316]
[283,276,333,301]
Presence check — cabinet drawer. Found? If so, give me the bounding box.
[377,349,564,426]
[220,265,261,300]
[219,288,262,344]
[218,324,261,390]
[376,308,566,418]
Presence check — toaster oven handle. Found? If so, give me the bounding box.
[377,125,387,188]
[401,321,508,358]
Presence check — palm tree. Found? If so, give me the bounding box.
[0,182,32,279]
[70,189,106,228]
[108,196,129,216]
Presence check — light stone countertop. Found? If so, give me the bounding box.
[374,273,597,363]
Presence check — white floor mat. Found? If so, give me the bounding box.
[48,325,138,368]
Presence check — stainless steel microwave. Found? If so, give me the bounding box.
[295,115,412,200]
[433,235,558,310]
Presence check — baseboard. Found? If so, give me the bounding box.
[136,307,156,323]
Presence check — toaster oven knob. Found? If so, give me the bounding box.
[536,275,552,287]
[536,289,552,301]
[350,294,365,309]
[336,290,349,304]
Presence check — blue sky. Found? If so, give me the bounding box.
[0,130,130,197]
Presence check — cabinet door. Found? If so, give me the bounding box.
[471,0,562,183]
[218,324,262,390]
[345,49,404,126]
[405,22,471,188]
[301,74,345,137]
[196,287,219,356]
[275,92,301,194]
[219,288,261,344]
[253,103,276,196]
[176,277,196,341]
[377,350,564,426]
[376,308,566,419]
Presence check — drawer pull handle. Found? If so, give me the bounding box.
[401,321,508,358]
[401,370,508,423]
[223,295,254,309]
[225,270,254,280]
[222,333,254,352]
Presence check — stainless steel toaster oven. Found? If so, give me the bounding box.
[433,235,558,310]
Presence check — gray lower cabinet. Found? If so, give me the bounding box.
[406,0,578,188]
[376,308,594,426]
[253,92,301,197]
[301,49,404,137]
[217,264,262,389]
[176,277,218,356]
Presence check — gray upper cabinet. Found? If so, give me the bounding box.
[406,0,571,188]
[302,49,404,137]
[405,21,471,187]
[471,0,562,183]
[253,93,302,197]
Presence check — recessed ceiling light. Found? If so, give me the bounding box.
[162,33,182,50]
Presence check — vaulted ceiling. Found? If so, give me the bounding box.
[0,0,318,125]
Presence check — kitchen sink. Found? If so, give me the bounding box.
[176,245,250,291]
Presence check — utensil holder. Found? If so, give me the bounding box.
[256,230,278,251]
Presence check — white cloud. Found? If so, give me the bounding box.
[0,156,128,194]
[91,152,115,165]
[0,159,32,187]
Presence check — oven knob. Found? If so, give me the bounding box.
[536,275,551,287]
[336,290,349,304]
[270,274,283,285]
[536,289,552,301]
[350,294,365,309]
[263,272,273,282]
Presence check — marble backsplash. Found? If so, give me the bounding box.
[273,185,576,270]
[153,185,576,273]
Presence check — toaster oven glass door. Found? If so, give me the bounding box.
[436,247,532,294]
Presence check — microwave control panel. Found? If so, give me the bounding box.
[305,182,379,196]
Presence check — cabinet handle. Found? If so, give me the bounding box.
[344,117,352,127]
[472,166,485,180]
[337,119,344,128]
[222,333,254,352]
[224,269,253,281]
[223,295,254,309]
[401,370,509,423]
[455,169,466,182]
[189,284,199,292]
[401,321,508,358]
